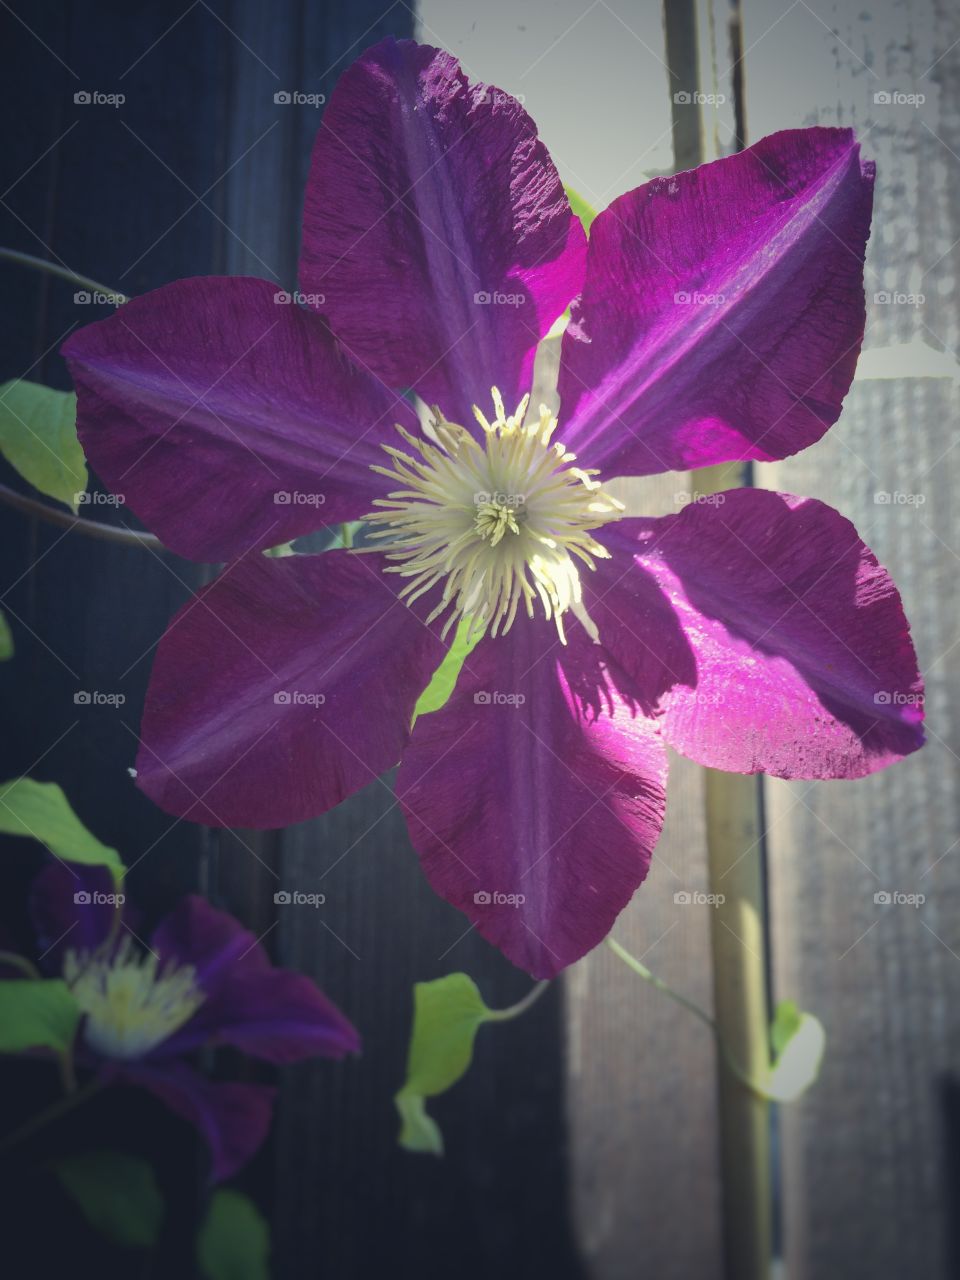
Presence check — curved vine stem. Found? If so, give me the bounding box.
[606,935,772,1099]
[0,484,163,549]
[0,950,41,980]
[0,247,126,303]
[486,979,550,1022]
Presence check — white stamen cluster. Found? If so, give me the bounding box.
[363,389,624,643]
[64,936,205,1060]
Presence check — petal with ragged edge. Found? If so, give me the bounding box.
[63,277,411,562]
[300,38,586,425]
[152,896,360,1063]
[559,129,874,475]
[397,618,667,978]
[588,491,924,779]
[136,550,446,828]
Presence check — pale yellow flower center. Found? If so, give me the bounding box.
[64,935,205,1060]
[363,390,624,643]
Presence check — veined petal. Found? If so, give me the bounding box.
[590,491,924,778]
[300,38,586,424]
[559,129,874,475]
[397,617,667,978]
[152,896,360,1063]
[63,277,412,562]
[136,550,447,827]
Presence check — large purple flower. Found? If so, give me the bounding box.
[62,40,923,979]
[27,865,359,1180]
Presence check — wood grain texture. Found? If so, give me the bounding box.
[742,1,960,1276]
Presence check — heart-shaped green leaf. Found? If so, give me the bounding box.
[198,1189,271,1280]
[53,1151,164,1248]
[395,973,494,1155]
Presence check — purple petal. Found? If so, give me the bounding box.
[397,617,668,978]
[119,1061,274,1182]
[559,129,874,475]
[300,38,586,424]
[136,549,446,827]
[151,895,360,1063]
[29,864,117,970]
[593,490,923,778]
[63,277,411,562]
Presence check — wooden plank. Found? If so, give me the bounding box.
[740,2,960,1276]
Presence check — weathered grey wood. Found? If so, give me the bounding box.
[742,2,960,1276]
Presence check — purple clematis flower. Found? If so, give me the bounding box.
[62,40,923,979]
[25,865,359,1180]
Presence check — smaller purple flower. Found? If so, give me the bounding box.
[27,865,359,1181]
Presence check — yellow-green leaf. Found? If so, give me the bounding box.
[0,380,86,510]
[0,979,79,1055]
[0,778,124,882]
[565,186,598,235]
[395,973,493,1155]
[413,619,483,723]
[0,609,12,660]
[766,1000,826,1103]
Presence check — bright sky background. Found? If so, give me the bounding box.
[416,0,675,211]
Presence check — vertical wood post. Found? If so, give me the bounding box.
[663,3,774,1276]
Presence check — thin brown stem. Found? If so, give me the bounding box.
[0,483,163,549]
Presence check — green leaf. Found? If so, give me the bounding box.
[0,777,124,882]
[395,973,493,1154]
[0,380,86,510]
[198,1189,271,1280]
[0,979,79,1055]
[0,609,12,660]
[565,187,598,235]
[766,1000,826,1103]
[413,619,483,723]
[53,1151,163,1249]
[770,998,802,1057]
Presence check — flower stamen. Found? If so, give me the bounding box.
[64,935,204,1061]
[362,389,624,642]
